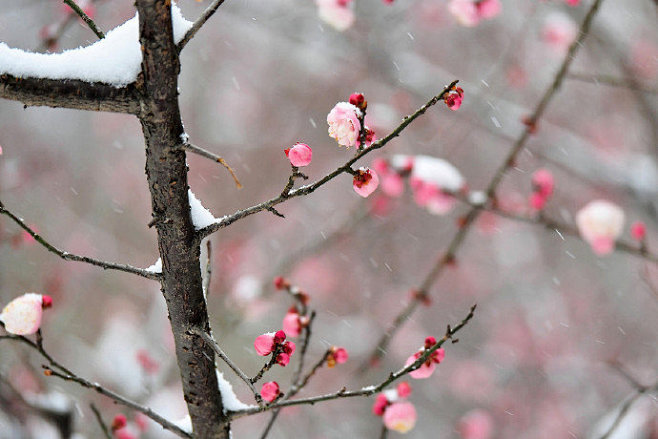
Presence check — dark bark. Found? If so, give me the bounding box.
[0,74,140,114]
[135,1,228,438]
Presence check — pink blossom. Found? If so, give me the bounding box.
[282,309,302,337]
[327,346,349,367]
[381,172,404,197]
[396,382,412,398]
[349,92,367,110]
[372,393,389,416]
[316,0,355,31]
[0,293,51,335]
[531,169,554,198]
[254,333,276,356]
[576,200,625,256]
[276,352,290,366]
[284,143,312,167]
[444,87,464,111]
[136,350,159,375]
[383,401,417,433]
[542,12,577,53]
[115,430,137,439]
[457,409,494,439]
[630,221,646,242]
[529,192,548,211]
[476,0,501,20]
[565,0,580,5]
[448,0,479,27]
[261,381,280,402]
[327,102,362,147]
[353,168,379,198]
[112,414,127,431]
[405,337,445,379]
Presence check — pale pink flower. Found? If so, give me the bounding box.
[353,168,379,198]
[457,409,494,439]
[261,381,280,402]
[405,337,445,379]
[254,330,285,356]
[396,382,412,398]
[630,221,646,242]
[449,0,479,27]
[0,293,52,335]
[316,0,355,32]
[576,200,625,256]
[282,310,302,338]
[383,401,417,433]
[476,0,501,20]
[542,12,577,53]
[327,102,362,147]
[284,143,312,167]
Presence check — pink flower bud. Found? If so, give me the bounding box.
[254,333,276,356]
[0,293,48,335]
[282,310,302,338]
[274,330,287,344]
[630,221,646,242]
[282,340,296,356]
[276,352,290,366]
[261,381,280,402]
[475,0,501,19]
[353,168,379,198]
[576,200,625,256]
[349,93,367,110]
[273,276,288,290]
[112,414,127,431]
[396,382,412,398]
[284,143,312,167]
[383,401,417,433]
[424,336,437,348]
[531,169,554,198]
[372,394,389,416]
[332,347,349,364]
[41,295,53,309]
[529,192,547,211]
[444,87,464,111]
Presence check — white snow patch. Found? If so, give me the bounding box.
[174,415,192,434]
[188,189,218,230]
[468,191,487,206]
[216,370,255,412]
[0,4,192,86]
[392,154,465,191]
[145,257,162,273]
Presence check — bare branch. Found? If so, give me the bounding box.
[89,403,112,439]
[184,143,242,188]
[567,72,658,94]
[63,0,105,39]
[178,0,228,51]
[197,80,460,239]
[0,201,161,281]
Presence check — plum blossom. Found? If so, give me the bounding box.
[284,143,312,167]
[349,92,367,110]
[630,221,646,242]
[529,168,554,211]
[542,12,577,53]
[457,409,494,439]
[404,336,445,379]
[282,308,302,338]
[316,0,355,32]
[112,414,127,432]
[0,293,52,335]
[353,167,380,198]
[383,402,417,433]
[448,0,501,27]
[327,346,349,367]
[327,102,362,148]
[254,330,286,356]
[444,86,464,111]
[260,381,280,402]
[576,200,625,256]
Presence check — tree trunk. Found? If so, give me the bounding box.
[135,1,228,437]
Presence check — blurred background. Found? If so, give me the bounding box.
[0,0,657,437]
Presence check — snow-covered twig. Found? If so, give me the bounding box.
[0,200,161,281]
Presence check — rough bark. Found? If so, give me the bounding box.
[0,74,140,114]
[135,1,228,438]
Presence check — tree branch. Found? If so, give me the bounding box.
[184,143,242,188]
[63,0,105,39]
[360,0,606,370]
[178,0,228,51]
[0,200,161,280]
[197,80,459,239]
[0,74,140,114]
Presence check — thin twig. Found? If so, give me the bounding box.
[360,0,606,371]
[89,403,112,439]
[0,332,190,438]
[228,305,475,420]
[197,80,460,240]
[185,143,242,188]
[62,0,105,39]
[203,240,213,296]
[250,345,283,385]
[178,0,228,51]
[194,329,263,405]
[567,73,658,94]
[0,201,161,281]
